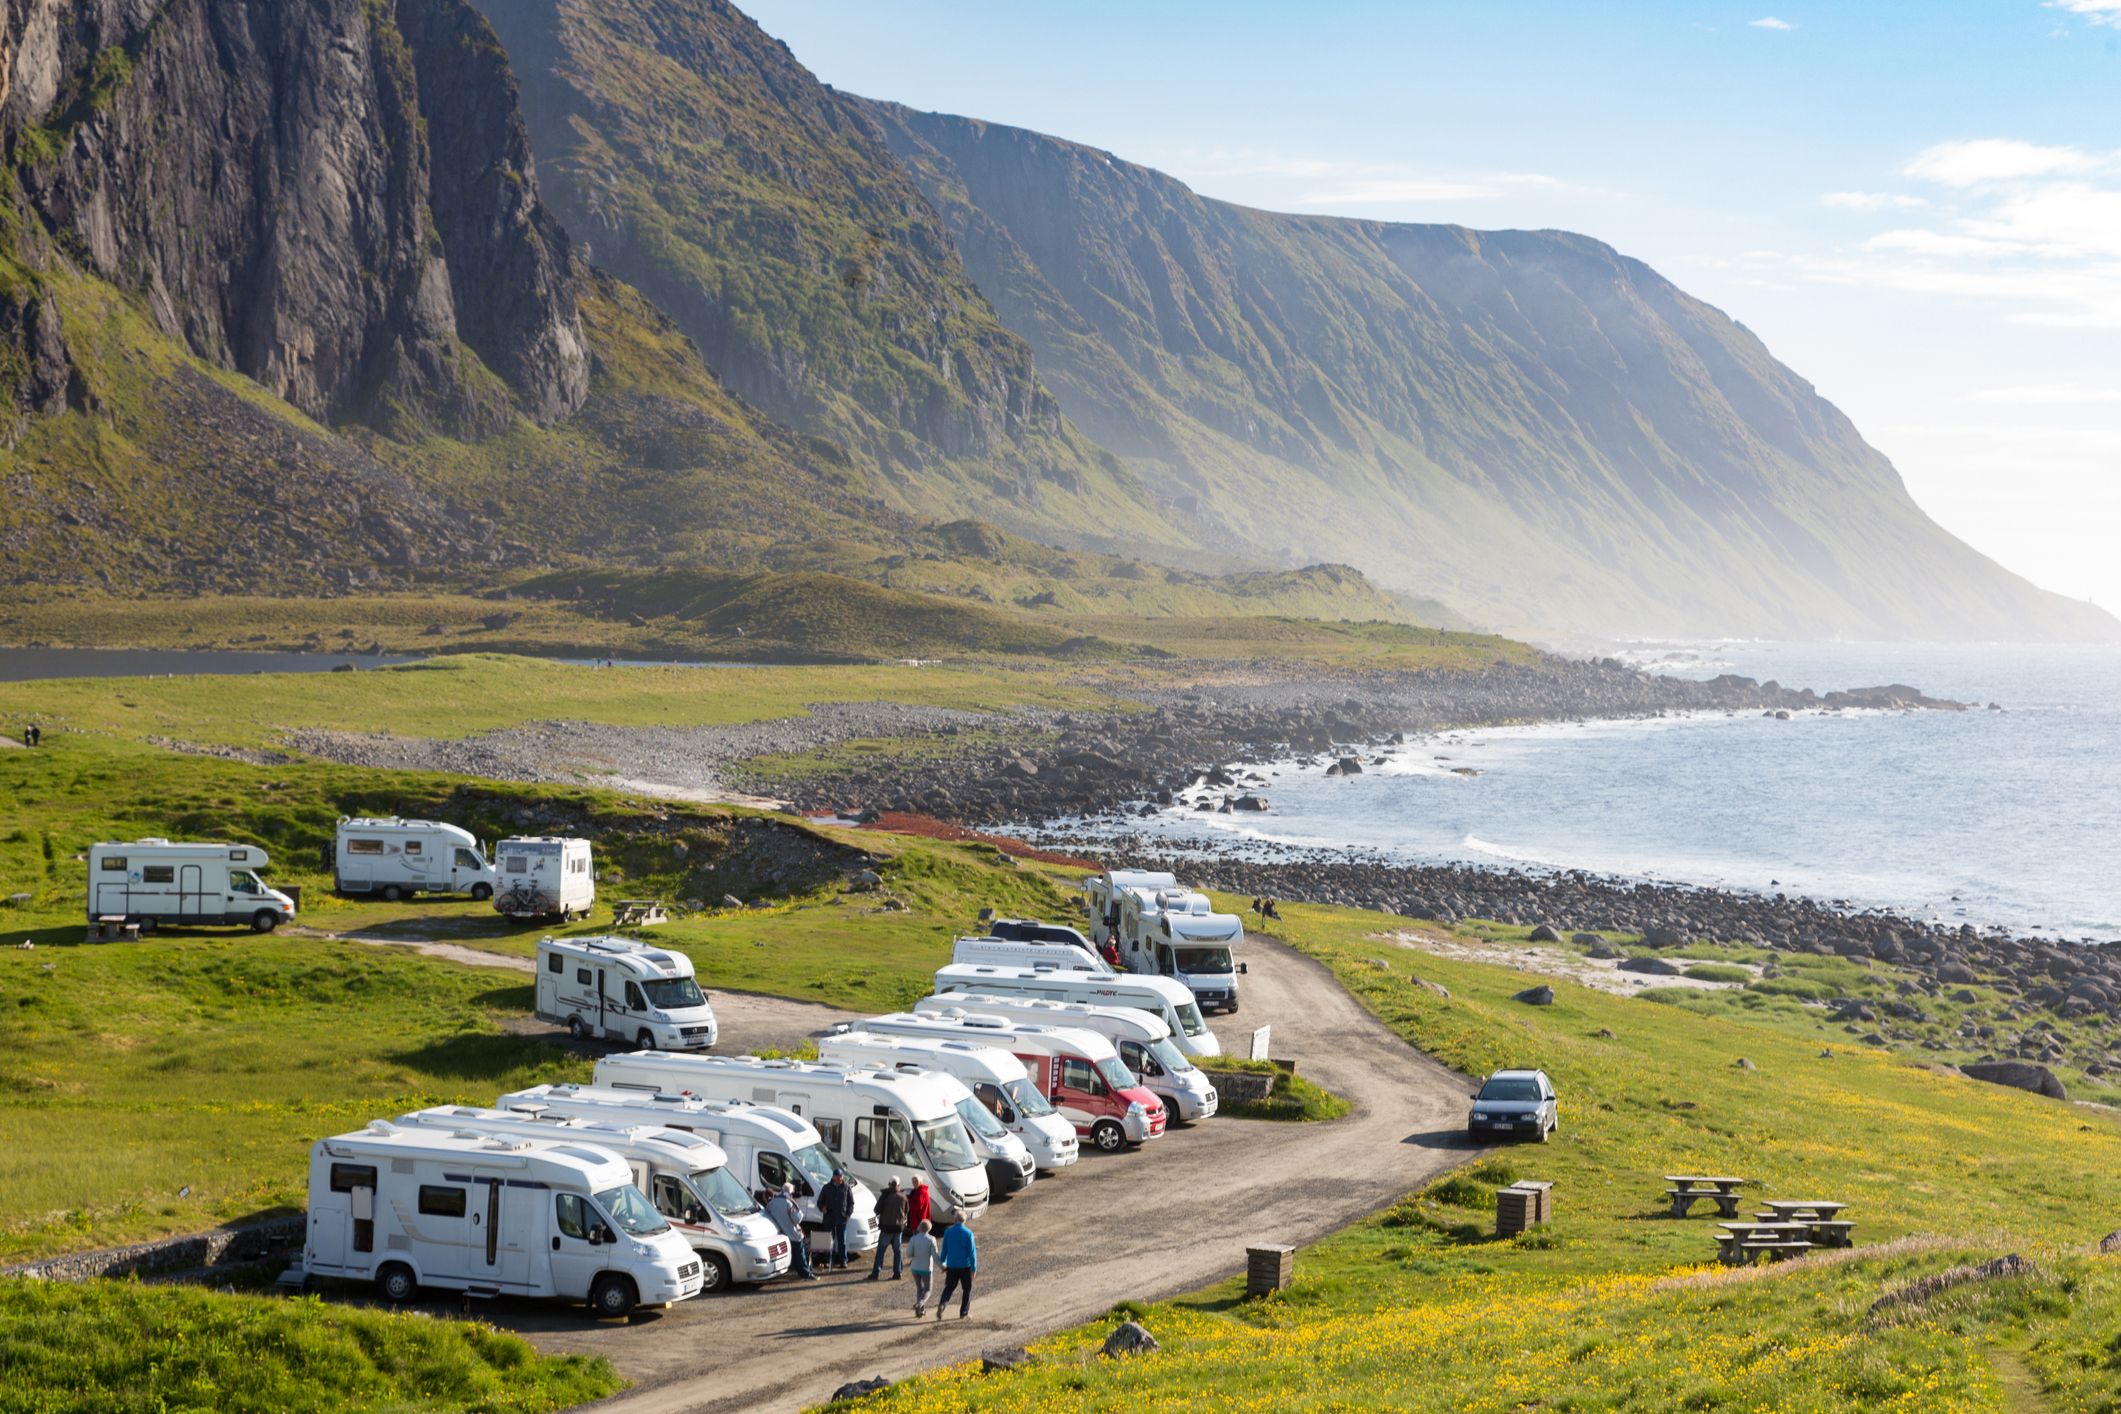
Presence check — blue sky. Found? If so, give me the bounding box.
[746,0,2121,616]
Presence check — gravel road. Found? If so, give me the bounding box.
[461,936,1475,1414]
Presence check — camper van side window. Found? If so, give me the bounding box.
[757,1153,792,1192]
[402,840,422,856]
[346,840,384,855]
[576,968,592,986]
[142,865,175,884]
[417,1185,467,1218]
[555,1193,591,1240]
[854,1116,886,1164]
[625,982,646,1010]
[329,1163,378,1193]
[814,1118,843,1152]
[507,856,527,874]
[547,953,564,973]
[100,856,126,871]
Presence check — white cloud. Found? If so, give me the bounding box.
[1822,191,1929,211]
[1902,138,2103,187]
[2047,0,2121,28]
[1748,16,1794,29]
[1865,228,2023,258]
[1971,382,2121,405]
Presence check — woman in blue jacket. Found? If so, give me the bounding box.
[936,1210,978,1319]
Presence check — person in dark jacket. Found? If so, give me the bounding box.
[819,1170,855,1270]
[764,1185,817,1281]
[936,1210,978,1319]
[867,1178,907,1280]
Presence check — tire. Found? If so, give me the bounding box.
[377,1263,418,1304]
[250,910,279,934]
[696,1251,732,1295]
[568,1015,590,1042]
[1090,1119,1126,1153]
[470,883,493,902]
[636,1029,657,1052]
[1537,1120,1552,1144]
[136,917,157,935]
[380,885,403,903]
[591,1274,637,1319]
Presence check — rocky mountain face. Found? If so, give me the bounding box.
[4,0,590,439]
[471,0,1172,548]
[865,103,2115,642]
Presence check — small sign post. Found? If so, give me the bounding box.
[1249,1025,1271,1062]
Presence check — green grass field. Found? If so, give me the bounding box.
[860,900,2121,1412]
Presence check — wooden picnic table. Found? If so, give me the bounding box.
[1663,1175,1749,1218]
[1665,1175,1747,1193]
[1757,1200,1848,1221]
[1713,1222,1816,1265]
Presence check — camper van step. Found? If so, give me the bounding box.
[463,1285,501,1300]
[273,1264,308,1292]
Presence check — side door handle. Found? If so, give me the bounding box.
[551,1237,561,1251]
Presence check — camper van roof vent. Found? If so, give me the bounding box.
[646,1130,708,1152]
[554,1145,613,1166]
[366,1119,397,1135]
[961,1015,1005,1029]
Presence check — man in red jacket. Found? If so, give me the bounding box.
[906,1176,932,1236]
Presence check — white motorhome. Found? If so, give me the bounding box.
[395,1105,787,1292]
[302,1121,702,1318]
[1084,869,1247,1013]
[935,963,1222,1058]
[495,1084,879,1256]
[814,1030,1077,1170]
[86,840,296,933]
[536,936,718,1050]
[816,1032,1055,1190]
[951,935,1107,973]
[494,837,595,920]
[335,818,497,901]
[593,1054,991,1223]
[914,993,1220,1121]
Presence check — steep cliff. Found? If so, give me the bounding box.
[472,0,1181,551]
[3,0,588,438]
[867,103,2115,642]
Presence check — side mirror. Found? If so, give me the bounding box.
[587,1227,607,1246]
[1238,963,1249,975]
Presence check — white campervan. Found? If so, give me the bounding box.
[303,1121,702,1318]
[335,818,497,901]
[87,840,296,933]
[816,1032,1050,1192]
[395,1105,787,1292]
[593,1054,991,1223]
[1085,870,1247,1013]
[915,994,1219,1121]
[496,1084,879,1256]
[821,1027,1078,1173]
[951,935,1109,973]
[495,837,594,920]
[935,963,1222,1058]
[536,936,718,1050]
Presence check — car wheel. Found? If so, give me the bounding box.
[568,1015,590,1042]
[696,1252,732,1295]
[470,883,493,901]
[250,910,279,934]
[377,1263,418,1304]
[591,1274,638,1319]
[1538,1120,1552,1143]
[636,1029,657,1052]
[1090,1120,1126,1153]
[380,885,403,903]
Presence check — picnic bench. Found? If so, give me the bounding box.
[1664,1174,1747,1219]
[87,916,140,944]
[611,900,669,928]
[1755,1200,1847,1222]
[1713,1221,1816,1265]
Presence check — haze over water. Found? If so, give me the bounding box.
[1108,643,2121,941]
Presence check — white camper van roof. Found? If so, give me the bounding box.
[400,1105,730,1169]
[499,1084,824,1144]
[597,1054,968,1121]
[860,1009,1118,1062]
[820,1030,1031,1082]
[339,816,478,840]
[1102,869,1178,893]
[540,935,694,980]
[498,835,587,851]
[92,839,269,865]
[936,962,1198,1007]
[318,1121,631,1188]
[916,992,1175,1041]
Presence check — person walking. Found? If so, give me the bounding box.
[867,1178,907,1280]
[765,1184,817,1281]
[906,1219,938,1317]
[936,1209,977,1320]
[906,1175,932,1238]
[819,1170,855,1270]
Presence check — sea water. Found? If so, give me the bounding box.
[1095,643,2121,940]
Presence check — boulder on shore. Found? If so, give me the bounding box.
[1528,924,1562,943]
[1960,1060,2068,1101]
[1618,956,1683,976]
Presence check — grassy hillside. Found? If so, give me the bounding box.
[867,898,2121,1411]
[866,101,2117,646]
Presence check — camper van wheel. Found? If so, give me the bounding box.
[136,917,156,935]
[250,910,279,934]
[696,1251,731,1294]
[568,1015,591,1042]
[591,1274,638,1319]
[377,1263,418,1304]
[635,1029,658,1052]
[1091,1120,1126,1153]
[471,883,493,902]
[380,885,403,903]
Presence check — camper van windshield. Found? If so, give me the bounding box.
[792,1142,842,1188]
[1173,947,1233,974]
[916,1117,981,1172]
[1150,1038,1196,1073]
[1172,1001,1207,1036]
[954,1096,1007,1141]
[640,977,706,1010]
[692,1164,760,1217]
[1097,1057,1139,1091]
[595,1184,671,1238]
[1002,1078,1055,1117]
